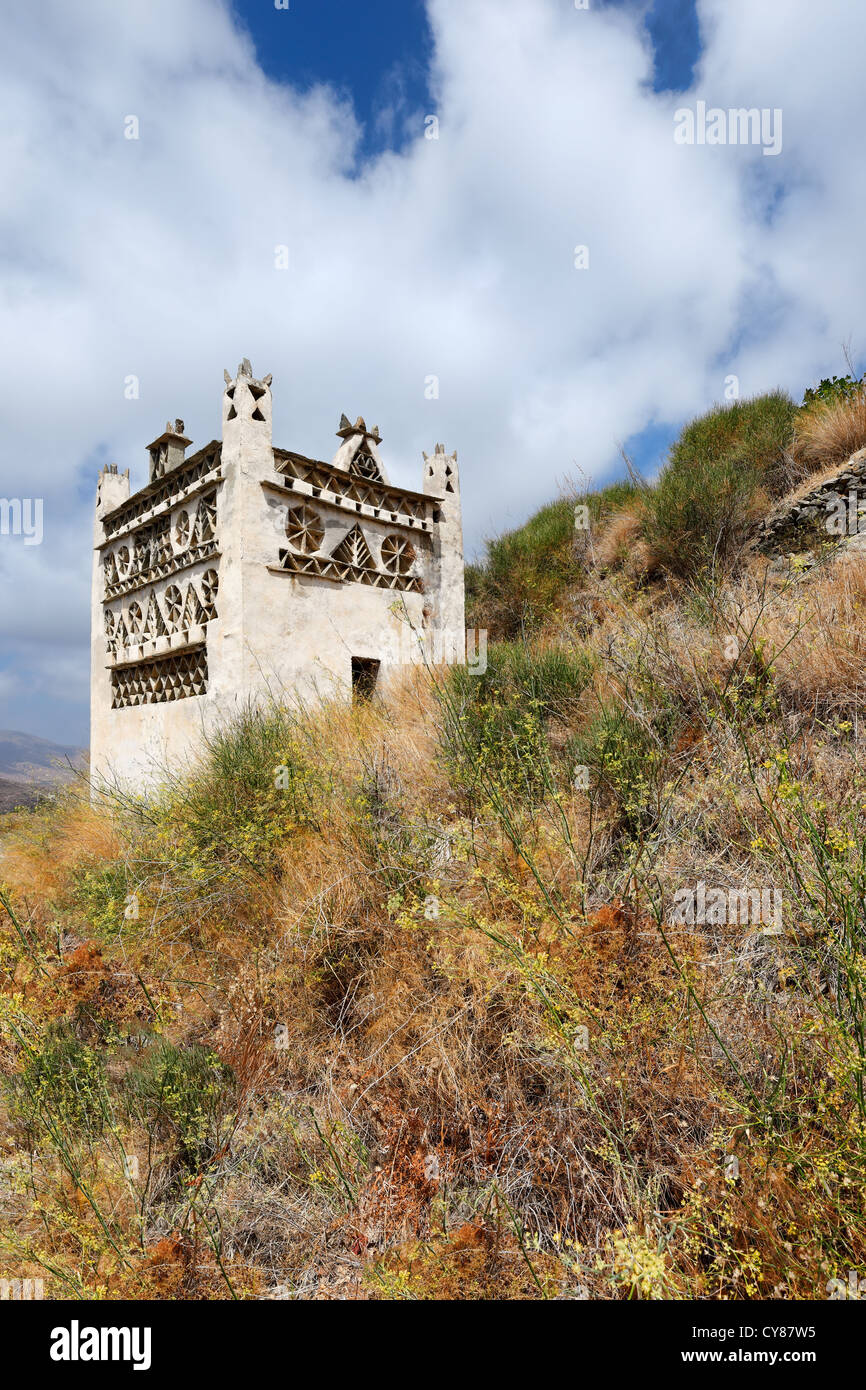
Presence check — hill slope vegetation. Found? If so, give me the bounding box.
[2,379,866,1300]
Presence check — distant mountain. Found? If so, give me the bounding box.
[0,775,47,813]
[0,731,86,787]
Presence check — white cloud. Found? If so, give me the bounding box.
[1,0,865,738]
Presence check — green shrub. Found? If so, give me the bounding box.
[438,642,592,803]
[581,480,642,526]
[466,485,643,638]
[154,704,329,875]
[801,373,865,409]
[11,1023,109,1140]
[467,499,584,638]
[69,860,138,941]
[124,1041,235,1170]
[569,702,667,835]
[641,392,796,579]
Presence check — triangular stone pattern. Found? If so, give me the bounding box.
[331,524,374,569]
[101,448,222,542]
[348,447,383,482]
[194,495,217,544]
[111,647,208,709]
[181,583,207,629]
[145,590,168,639]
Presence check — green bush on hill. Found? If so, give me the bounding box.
[640,391,796,580]
[467,483,640,637]
[438,640,593,805]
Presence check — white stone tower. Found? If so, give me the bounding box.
[90,361,465,789]
[423,444,464,661]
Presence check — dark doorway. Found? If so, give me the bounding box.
[351,656,380,702]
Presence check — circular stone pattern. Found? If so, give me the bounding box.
[380,534,416,575]
[285,504,325,555]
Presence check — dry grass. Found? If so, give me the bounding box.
[1,550,865,1300]
[0,796,120,908]
[792,387,866,471]
[737,551,866,708]
[593,504,657,579]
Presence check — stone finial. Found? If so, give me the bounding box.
[336,414,382,445]
[332,413,387,481]
[422,443,459,498]
[226,362,271,386]
[95,461,130,513]
[147,420,193,482]
[423,443,458,461]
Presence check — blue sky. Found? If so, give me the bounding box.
[1,0,865,746]
[226,0,739,491]
[643,0,700,92]
[220,0,700,495]
[231,0,436,160]
[231,1,701,159]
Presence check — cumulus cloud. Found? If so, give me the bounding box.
[1,0,864,740]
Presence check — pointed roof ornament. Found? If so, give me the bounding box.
[332,413,388,481]
[335,414,382,445]
[229,358,270,384]
[147,421,192,451]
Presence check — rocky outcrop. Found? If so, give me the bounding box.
[756,448,866,555]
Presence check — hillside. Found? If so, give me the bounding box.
[0,730,84,786]
[1,377,866,1301]
[0,732,84,816]
[0,778,46,814]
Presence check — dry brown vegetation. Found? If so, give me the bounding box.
[2,389,866,1301]
[2,548,865,1300]
[792,386,866,472]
